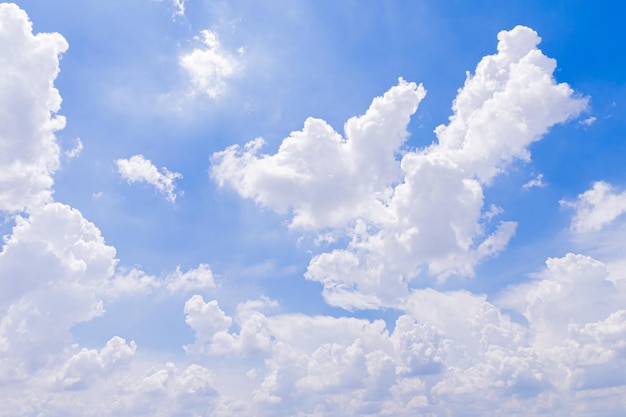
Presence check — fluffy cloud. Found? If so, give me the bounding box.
[176,254,626,416]
[562,181,626,233]
[0,3,68,212]
[54,336,137,390]
[214,25,585,309]
[116,154,182,202]
[0,202,117,381]
[184,296,276,356]
[180,29,241,98]
[212,79,427,229]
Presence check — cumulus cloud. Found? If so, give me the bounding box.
[561,181,626,233]
[212,78,426,229]
[184,296,276,356]
[55,336,137,390]
[0,4,207,396]
[180,29,241,98]
[174,253,626,416]
[213,25,585,309]
[0,3,68,212]
[116,154,182,202]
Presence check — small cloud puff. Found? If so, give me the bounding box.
[116,154,182,203]
[180,30,242,98]
[579,116,596,126]
[65,138,83,159]
[523,173,546,190]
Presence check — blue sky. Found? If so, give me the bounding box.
[2,1,626,415]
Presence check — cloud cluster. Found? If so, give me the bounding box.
[213,26,587,309]
[174,251,626,416]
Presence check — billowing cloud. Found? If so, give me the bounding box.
[562,181,626,233]
[213,26,586,309]
[116,154,182,202]
[180,29,241,98]
[212,78,427,229]
[0,3,68,212]
[174,252,626,416]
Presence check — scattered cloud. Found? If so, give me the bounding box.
[180,29,242,98]
[579,116,597,126]
[562,181,626,233]
[65,138,83,159]
[116,154,182,203]
[523,173,547,189]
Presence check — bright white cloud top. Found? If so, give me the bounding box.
[2,1,626,416]
[117,154,182,202]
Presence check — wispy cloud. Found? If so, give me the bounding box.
[116,154,182,203]
[523,173,546,189]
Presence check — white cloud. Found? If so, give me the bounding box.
[523,173,546,189]
[184,296,277,356]
[214,26,585,309]
[172,264,626,416]
[180,30,241,98]
[55,336,137,390]
[212,78,426,230]
[0,202,117,381]
[116,154,182,203]
[561,181,626,233]
[579,116,596,126]
[164,263,216,293]
[0,3,68,212]
[65,138,83,159]
[171,0,185,18]
[433,26,586,183]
